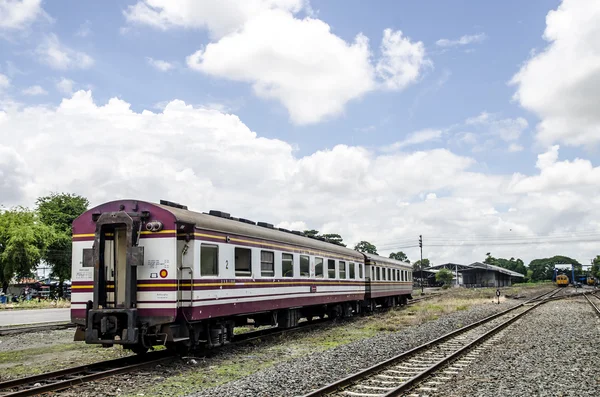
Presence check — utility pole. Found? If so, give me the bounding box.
[419,235,423,293]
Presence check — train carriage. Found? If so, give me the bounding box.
[71,199,372,353]
[364,253,413,308]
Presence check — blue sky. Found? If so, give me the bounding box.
[3,1,560,164]
[1,0,599,265]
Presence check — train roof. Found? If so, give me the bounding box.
[152,201,364,260]
[363,253,412,269]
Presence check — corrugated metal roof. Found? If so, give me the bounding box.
[425,262,524,278]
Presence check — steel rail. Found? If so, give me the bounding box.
[583,293,600,317]
[300,289,560,397]
[0,323,75,336]
[0,350,174,397]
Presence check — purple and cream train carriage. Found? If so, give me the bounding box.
[71,199,413,353]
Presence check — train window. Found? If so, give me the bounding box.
[359,264,363,279]
[376,267,380,280]
[392,269,396,281]
[235,247,252,277]
[339,261,346,279]
[200,244,219,276]
[397,269,400,281]
[371,267,374,280]
[260,251,274,277]
[328,259,336,279]
[315,257,324,277]
[382,267,386,280]
[300,255,310,277]
[387,268,391,281]
[349,263,355,279]
[282,253,294,277]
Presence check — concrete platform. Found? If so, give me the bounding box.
[0,308,70,326]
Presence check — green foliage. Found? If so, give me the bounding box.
[36,193,89,234]
[302,230,346,247]
[320,233,346,247]
[483,253,527,282]
[389,251,410,263]
[528,255,581,281]
[0,207,55,291]
[412,258,430,272]
[354,240,378,255]
[36,193,88,290]
[591,255,600,279]
[303,229,319,238]
[435,268,454,285]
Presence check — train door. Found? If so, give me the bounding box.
[114,227,128,307]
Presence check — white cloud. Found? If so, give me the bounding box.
[466,111,528,142]
[383,128,443,152]
[508,143,524,152]
[21,85,47,95]
[56,77,75,95]
[146,57,174,71]
[376,28,430,91]
[35,34,94,70]
[511,0,600,147]
[0,0,44,30]
[0,73,9,89]
[1,91,599,265]
[436,33,486,47]
[76,20,92,37]
[128,2,430,125]
[124,0,306,39]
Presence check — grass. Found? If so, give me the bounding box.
[0,341,133,378]
[0,299,71,310]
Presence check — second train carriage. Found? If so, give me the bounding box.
[364,253,413,308]
[71,199,413,353]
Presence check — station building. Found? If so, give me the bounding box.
[422,262,525,287]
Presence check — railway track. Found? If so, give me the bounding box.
[584,292,600,316]
[301,289,562,397]
[0,323,75,336]
[0,350,174,397]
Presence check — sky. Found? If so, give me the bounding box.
[1,0,599,267]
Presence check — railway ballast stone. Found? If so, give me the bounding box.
[189,293,537,397]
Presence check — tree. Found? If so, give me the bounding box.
[389,251,410,263]
[0,207,55,293]
[592,255,600,279]
[320,233,346,247]
[303,229,320,238]
[483,253,527,281]
[528,255,581,282]
[302,230,347,246]
[354,240,378,255]
[36,193,89,295]
[436,268,454,286]
[412,258,430,272]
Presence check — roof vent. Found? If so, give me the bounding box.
[239,218,256,225]
[291,230,303,235]
[208,210,231,219]
[257,221,274,229]
[278,227,290,233]
[160,200,188,210]
[230,216,239,221]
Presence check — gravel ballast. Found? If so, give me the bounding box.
[189,289,553,397]
[431,296,600,397]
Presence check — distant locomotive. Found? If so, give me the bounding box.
[556,274,569,287]
[71,199,413,354]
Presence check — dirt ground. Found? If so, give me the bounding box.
[0,284,556,396]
